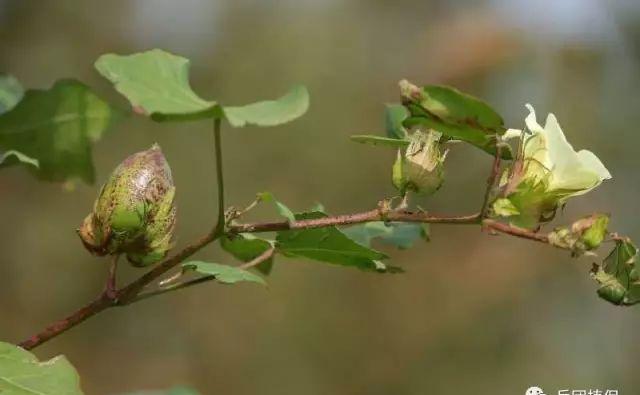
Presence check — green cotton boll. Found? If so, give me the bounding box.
[393,129,446,196]
[78,144,177,267]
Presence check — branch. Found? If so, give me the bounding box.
[130,246,276,304]
[230,209,481,233]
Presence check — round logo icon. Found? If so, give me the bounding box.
[525,387,546,395]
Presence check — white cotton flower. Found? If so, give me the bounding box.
[494,104,611,228]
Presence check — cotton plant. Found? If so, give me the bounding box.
[492,104,612,229]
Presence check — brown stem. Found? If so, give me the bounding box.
[483,219,549,243]
[130,246,276,304]
[230,209,481,233]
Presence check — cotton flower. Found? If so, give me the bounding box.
[493,104,611,228]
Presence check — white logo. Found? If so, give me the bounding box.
[525,387,546,395]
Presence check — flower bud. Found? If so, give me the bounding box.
[392,129,446,195]
[548,214,609,256]
[78,144,176,267]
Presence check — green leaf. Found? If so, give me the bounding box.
[223,85,309,127]
[0,74,24,114]
[95,49,221,122]
[0,79,123,183]
[350,135,409,148]
[342,221,429,250]
[276,211,389,271]
[182,261,266,286]
[591,238,640,305]
[257,192,295,222]
[384,104,409,139]
[221,233,274,275]
[0,150,39,168]
[399,80,511,158]
[0,341,84,395]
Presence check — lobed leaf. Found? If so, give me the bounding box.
[182,261,266,286]
[276,211,389,271]
[400,81,511,158]
[342,221,429,250]
[223,85,309,127]
[0,79,123,183]
[95,49,221,122]
[0,341,84,395]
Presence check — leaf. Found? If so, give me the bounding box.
[342,221,429,250]
[591,238,640,305]
[0,341,84,395]
[0,74,24,114]
[0,79,123,183]
[350,135,409,148]
[257,192,295,222]
[182,261,266,286]
[221,233,274,275]
[0,150,39,168]
[276,211,389,271]
[400,81,511,158]
[223,85,309,127]
[95,49,221,122]
[384,104,409,139]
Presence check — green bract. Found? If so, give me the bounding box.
[78,144,176,266]
[392,129,446,195]
[493,104,611,228]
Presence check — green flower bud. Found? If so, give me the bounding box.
[548,214,610,256]
[392,129,446,196]
[78,144,176,267]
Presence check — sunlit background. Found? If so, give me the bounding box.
[2,1,640,394]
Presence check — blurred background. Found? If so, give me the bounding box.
[2,1,640,394]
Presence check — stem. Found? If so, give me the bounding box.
[230,210,481,233]
[480,143,502,218]
[483,219,549,244]
[130,246,275,304]
[213,118,225,233]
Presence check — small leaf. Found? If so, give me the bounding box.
[0,79,123,183]
[399,80,511,158]
[223,85,309,127]
[0,74,24,114]
[221,233,274,275]
[0,149,39,168]
[276,211,388,271]
[257,192,295,222]
[384,104,409,139]
[342,221,429,250]
[591,238,640,305]
[0,341,84,395]
[95,49,221,122]
[350,135,409,148]
[183,261,266,285]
